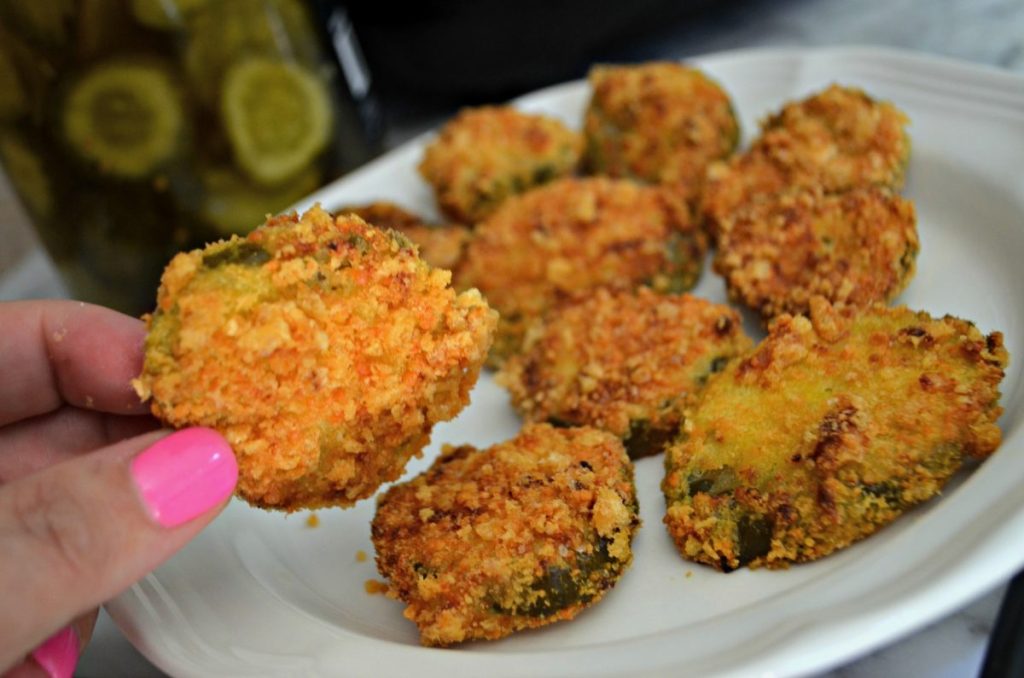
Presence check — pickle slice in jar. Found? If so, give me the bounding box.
[61,61,185,180]
[199,165,320,236]
[220,57,332,186]
[183,0,319,105]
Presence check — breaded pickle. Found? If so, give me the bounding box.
[418,106,582,223]
[701,84,910,235]
[133,206,497,510]
[498,288,751,458]
[714,185,918,322]
[663,298,1008,571]
[372,423,639,646]
[584,62,739,203]
[339,201,471,272]
[457,176,707,365]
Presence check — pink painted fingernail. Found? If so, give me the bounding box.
[31,626,78,678]
[131,428,238,528]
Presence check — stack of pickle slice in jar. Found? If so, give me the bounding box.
[0,0,366,312]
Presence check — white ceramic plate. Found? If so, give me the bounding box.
[107,46,1024,678]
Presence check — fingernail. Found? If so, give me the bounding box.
[31,626,78,678]
[131,428,238,528]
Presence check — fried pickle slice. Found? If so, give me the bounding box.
[133,206,497,510]
[714,185,918,322]
[418,106,582,223]
[583,61,739,204]
[498,288,751,458]
[456,176,707,366]
[663,297,1008,571]
[701,84,910,236]
[372,423,639,646]
[337,201,471,272]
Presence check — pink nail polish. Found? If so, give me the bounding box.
[131,428,238,528]
[31,626,78,678]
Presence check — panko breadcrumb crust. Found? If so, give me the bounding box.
[337,201,471,272]
[714,185,918,322]
[418,106,582,223]
[372,423,639,646]
[456,176,707,365]
[701,84,910,236]
[133,206,497,511]
[498,288,752,458]
[663,297,1008,571]
[583,61,739,204]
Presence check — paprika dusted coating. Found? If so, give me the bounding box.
[337,200,471,272]
[133,206,497,511]
[701,84,910,237]
[372,423,639,646]
[456,176,707,365]
[583,61,739,204]
[498,288,751,458]
[662,298,1008,571]
[418,105,582,223]
[714,185,918,322]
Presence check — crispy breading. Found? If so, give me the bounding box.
[133,206,497,511]
[498,288,752,458]
[663,297,1008,571]
[372,423,639,646]
[418,106,582,223]
[337,201,471,272]
[583,62,739,204]
[701,84,910,236]
[456,176,707,365]
[714,185,918,321]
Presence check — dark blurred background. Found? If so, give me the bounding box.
[342,0,723,99]
[318,0,1024,148]
[315,0,743,149]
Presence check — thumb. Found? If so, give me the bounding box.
[0,428,237,672]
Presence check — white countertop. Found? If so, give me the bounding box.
[3,0,1023,675]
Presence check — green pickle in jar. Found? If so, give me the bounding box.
[60,59,187,180]
[0,0,376,314]
[221,57,333,186]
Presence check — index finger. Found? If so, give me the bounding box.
[0,300,149,427]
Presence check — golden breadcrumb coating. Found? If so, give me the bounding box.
[337,201,471,272]
[701,84,910,235]
[498,288,751,458]
[663,297,1008,571]
[133,206,497,511]
[456,176,707,365]
[714,185,918,322]
[372,423,639,646]
[418,105,582,223]
[583,61,739,203]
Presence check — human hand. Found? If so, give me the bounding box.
[0,300,238,677]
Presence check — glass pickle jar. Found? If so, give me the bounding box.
[0,0,377,313]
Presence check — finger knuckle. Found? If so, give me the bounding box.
[12,475,100,580]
